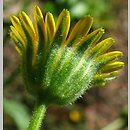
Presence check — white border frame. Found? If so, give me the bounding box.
[1,0,3,129]
[128,0,129,129]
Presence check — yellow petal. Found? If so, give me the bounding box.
[56,9,70,44]
[84,28,105,46]
[10,15,26,41]
[34,5,44,19]
[71,28,105,52]
[10,26,25,48]
[94,71,118,81]
[95,51,123,63]
[93,71,118,87]
[19,11,38,64]
[19,11,36,42]
[10,33,23,56]
[45,12,56,42]
[66,15,93,45]
[84,37,115,58]
[15,46,23,56]
[100,61,124,73]
[33,5,47,43]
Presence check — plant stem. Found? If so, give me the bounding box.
[27,103,47,130]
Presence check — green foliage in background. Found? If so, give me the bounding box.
[4,98,30,130]
[42,0,116,28]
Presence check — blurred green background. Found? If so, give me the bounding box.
[4,0,128,130]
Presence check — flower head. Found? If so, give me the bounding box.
[10,5,124,105]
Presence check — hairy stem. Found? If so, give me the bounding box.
[27,103,47,130]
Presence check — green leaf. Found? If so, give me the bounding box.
[4,98,30,130]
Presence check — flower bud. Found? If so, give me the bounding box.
[10,5,124,105]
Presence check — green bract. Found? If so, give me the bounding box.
[10,5,124,105]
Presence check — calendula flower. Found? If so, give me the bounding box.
[10,5,124,130]
[10,5,124,105]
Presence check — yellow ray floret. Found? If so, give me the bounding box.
[45,12,56,42]
[19,11,36,41]
[10,26,25,48]
[84,37,115,58]
[10,16,26,41]
[56,9,70,45]
[100,61,125,73]
[33,5,47,44]
[66,16,93,45]
[95,51,123,64]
